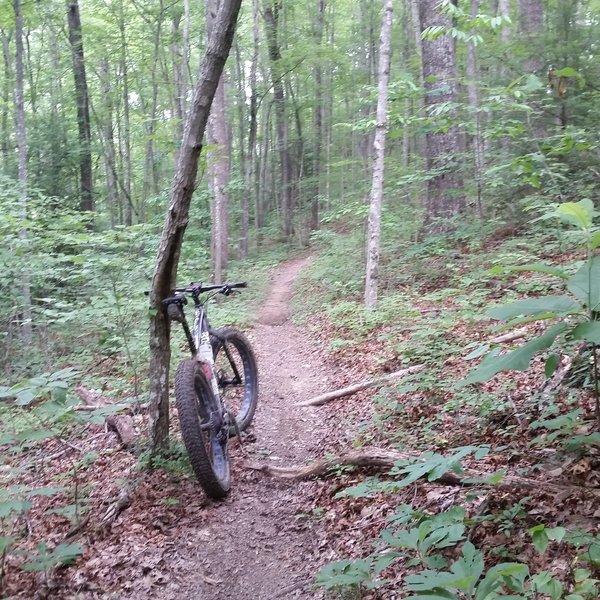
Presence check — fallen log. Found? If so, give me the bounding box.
[246,447,598,496]
[296,365,426,407]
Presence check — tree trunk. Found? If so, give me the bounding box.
[418,0,465,234]
[234,40,250,257]
[364,0,392,310]
[67,0,94,214]
[466,0,485,218]
[264,1,293,239]
[207,0,230,284]
[142,0,164,214]
[99,58,118,228]
[311,0,325,232]
[1,30,12,176]
[148,0,242,452]
[13,0,31,341]
[118,0,133,225]
[520,0,544,74]
[250,0,262,234]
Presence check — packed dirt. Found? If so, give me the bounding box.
[156,254,332,599]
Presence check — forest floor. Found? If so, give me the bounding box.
[153,253,334,600]
[3,254,342,599]
[7,238,600,599]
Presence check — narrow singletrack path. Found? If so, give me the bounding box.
[157,254,331,599]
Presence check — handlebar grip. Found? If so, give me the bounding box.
[227,281,247,289]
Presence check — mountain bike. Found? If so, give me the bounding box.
[162,281,258,499]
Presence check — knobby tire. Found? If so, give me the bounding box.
[211,326,259,433]
[175,359,231,499]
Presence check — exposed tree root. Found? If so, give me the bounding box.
[246,447,599,497]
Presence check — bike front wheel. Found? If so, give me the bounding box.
[175,359,231,499]
[211,326,259,433]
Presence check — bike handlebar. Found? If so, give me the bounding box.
[174,281,247,294]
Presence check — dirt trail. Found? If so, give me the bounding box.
[158,254,331,599]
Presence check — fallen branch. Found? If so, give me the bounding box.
[246,447,598,496]
[296,365,426,407]
[489,329,528,344]
[98,488,131,530]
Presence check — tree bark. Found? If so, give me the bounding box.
[364,0,393,309]
[67,0,94,214]
[264,1,293,239]
[520,0,544,74]
[13,0,32,341]
[466,0,485,218]
[207,0,230,284]
[1,30,12,176]
[118,0,133,225]
[419,0,465,234]
[99,58,118,228]
[311,0,326,232]
[148,0,242,452]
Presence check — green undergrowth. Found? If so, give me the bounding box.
[298,208,600,599]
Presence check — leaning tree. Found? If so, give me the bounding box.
[148,0,243,452]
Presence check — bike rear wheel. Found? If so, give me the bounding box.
[175,359,231,499]
[211,326,259,433]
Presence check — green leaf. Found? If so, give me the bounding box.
[474,563,529,599]
[586,542,600,565]
[487,296,581,320]
[460,323,569,385]
[495,263,568,280]
[405,569,474,593]
[567,256,600,310]
[553,67,580,78]
[529,525,549,554]
[545,353,560,378]
[590,231,600,250]
[0,536,14,553]
[556,199,596,229]
[571,321,600,344]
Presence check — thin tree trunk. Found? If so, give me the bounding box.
[466,0,485,218]
[311,0,325,232]
[99,58,118,228]
[250,0,262,235]
[207,0,230,283]
[67,0,93,214]
[148,0,242,452]
[1,30,12,176]
[234,41,250,257]
[119,0,133,225]
[142,0,164,213]
[13,0,31,340]
[364,0,392,310]
[264,1,293,239]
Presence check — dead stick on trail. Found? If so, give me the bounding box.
[295,365,426,407]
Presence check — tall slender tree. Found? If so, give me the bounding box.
[67,0,93,213]
[264,0,293,239]
[13,0,31,340]
[207,0,231,283]
[364,0,393,309]
[148,0,242,451]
